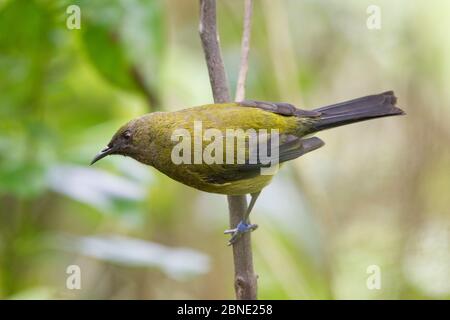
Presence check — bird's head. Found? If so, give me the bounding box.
[91,119,142,165]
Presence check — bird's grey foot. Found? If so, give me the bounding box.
[224,221,258,246]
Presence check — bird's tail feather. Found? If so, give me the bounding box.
[309,91,405,133]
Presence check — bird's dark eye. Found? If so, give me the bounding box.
[123,131,131,140]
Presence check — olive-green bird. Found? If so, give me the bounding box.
[91,91,404,244]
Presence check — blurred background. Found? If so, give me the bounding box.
[0,0,449,299]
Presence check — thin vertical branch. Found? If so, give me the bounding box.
[231,0,257,300]
[199,0,230,103]
[235,0,253,102]
[226,194,257,300]
[199,0,257,300]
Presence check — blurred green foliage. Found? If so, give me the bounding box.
[0,0,449,299]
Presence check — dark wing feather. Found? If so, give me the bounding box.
[203,135,324,184]
[239,100,320,117]
[277,136,324,163]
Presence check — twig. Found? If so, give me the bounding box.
[235,0,253,102]
[199,0,257,300]
[227,195,257,300]
[199,0,230,103]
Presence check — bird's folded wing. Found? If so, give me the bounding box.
[196,135,324,185]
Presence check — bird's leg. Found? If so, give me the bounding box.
[224,191,261,245]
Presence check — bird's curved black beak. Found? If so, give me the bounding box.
[90,145,115,165]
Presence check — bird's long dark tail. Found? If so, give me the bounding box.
[308,91,405,133]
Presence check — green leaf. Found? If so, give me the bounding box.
[82,23,137,91]
[0,0,52,113]
[79,0,166,103]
